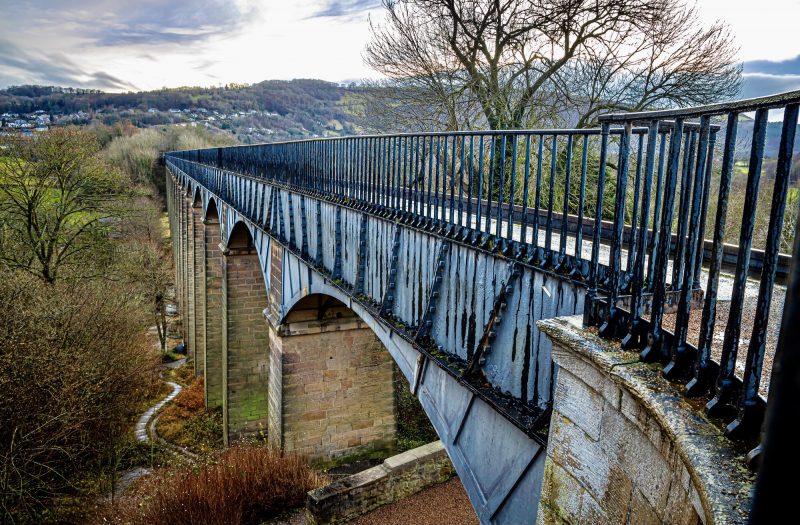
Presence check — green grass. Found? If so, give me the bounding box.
[394,365,438,452]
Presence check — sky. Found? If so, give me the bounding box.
[0,0,799,98]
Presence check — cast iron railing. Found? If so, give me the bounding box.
[167,89,800,470]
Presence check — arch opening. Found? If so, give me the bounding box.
[204,197,220,223]
[192,186,202,207]
[227,221,254,250]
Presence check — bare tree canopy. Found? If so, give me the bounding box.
[0,128,123,283]
[364,0,741,131]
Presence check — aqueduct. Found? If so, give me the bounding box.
[166,90,800,524]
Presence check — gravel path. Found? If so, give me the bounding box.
[346,477,479,525]
[134,364,183,442]
[107,357,197,502]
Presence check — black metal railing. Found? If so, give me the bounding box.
[589,91,800,457]
[166,89,800,461]
[168,123,731,289]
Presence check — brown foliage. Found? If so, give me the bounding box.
[98,446,324,525]
[155,377,223,454]
[0,271,161,522]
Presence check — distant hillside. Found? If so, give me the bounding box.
[0,80,373,143]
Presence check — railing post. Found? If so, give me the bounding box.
[641,117,684,363]
[598,122,631,338]
[621,120,659,350]
[583,122,610,328]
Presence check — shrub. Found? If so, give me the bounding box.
[99,445,324,525]
[394,365,438,451]
[156,378,223,454]
[0,271,161,522]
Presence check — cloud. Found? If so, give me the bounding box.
[311,0,380,18]
[0,39,137,91]
[741,73,800,99]
[2,0,254,47]
[743,55,800,76]
[739,56,800,98]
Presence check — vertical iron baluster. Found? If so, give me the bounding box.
[370,137,377,209]
[626,132,645,277]
[506,135,519,253]
[646,132,668,291]
[692,129,717,289]
[558,134,573,268]
[622,120,659,350]
[409,137,420,219]
[476,135,485,239]
[545,135,557,259]
[575,134,589,261]
[672,130,697,289]
[442,135,450,227]
[391,136,398,213]
[665,116,711,379]
[434,136,442,223]
[384,137,391,211]
[466,135,475,237]
[641,118,685,362]
[520,135,532,250]
[427,135,434,223]
[707,108,769,419]
[495,134,507,245]
[402,136,409,216]
[727,103,799,440]
[485,135,495,237]
[458,135,466,232]
[598,123,632,337]
[450,135,457,231]
[533,135,544,255]
[583,123,609,327]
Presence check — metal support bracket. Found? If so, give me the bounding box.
[464,262,521,378]
[355,213,369,295]
[415,240,451,341]
[379,222,403,317]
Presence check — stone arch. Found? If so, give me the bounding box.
[192,185,202,207]
[278,282,416,381]
[204,197,220,223]
[269,290,398,464]
[226,219,255,250]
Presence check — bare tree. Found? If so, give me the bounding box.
[0,128,123,283]
[364,0,741,131]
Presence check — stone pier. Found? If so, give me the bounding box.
[267,294,396,465]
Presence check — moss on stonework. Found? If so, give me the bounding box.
[312,440,396,471]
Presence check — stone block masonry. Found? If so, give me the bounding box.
[268,316,396,465]
[306,440,455,525]
[221,244,270,442]
[186,197,196,366]
[191,204,206,378]
[537,316,753,525]
[203,216,224,409]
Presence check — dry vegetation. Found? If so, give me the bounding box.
[0,271,162,522]
[155,378,224,454]
[0,124,234,523]
[94,446,325,525]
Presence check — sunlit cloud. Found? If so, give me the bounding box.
[0,0,799,95]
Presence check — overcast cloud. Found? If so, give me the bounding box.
[0,0,799,97]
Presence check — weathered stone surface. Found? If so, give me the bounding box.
[537,315,754,525]
[306,440,455,525]
[203,216,224,409]
[222,244,270,441]
[268,316,396,464]
[191,204,206,378]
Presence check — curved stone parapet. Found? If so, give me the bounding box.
[537,315,753,525]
